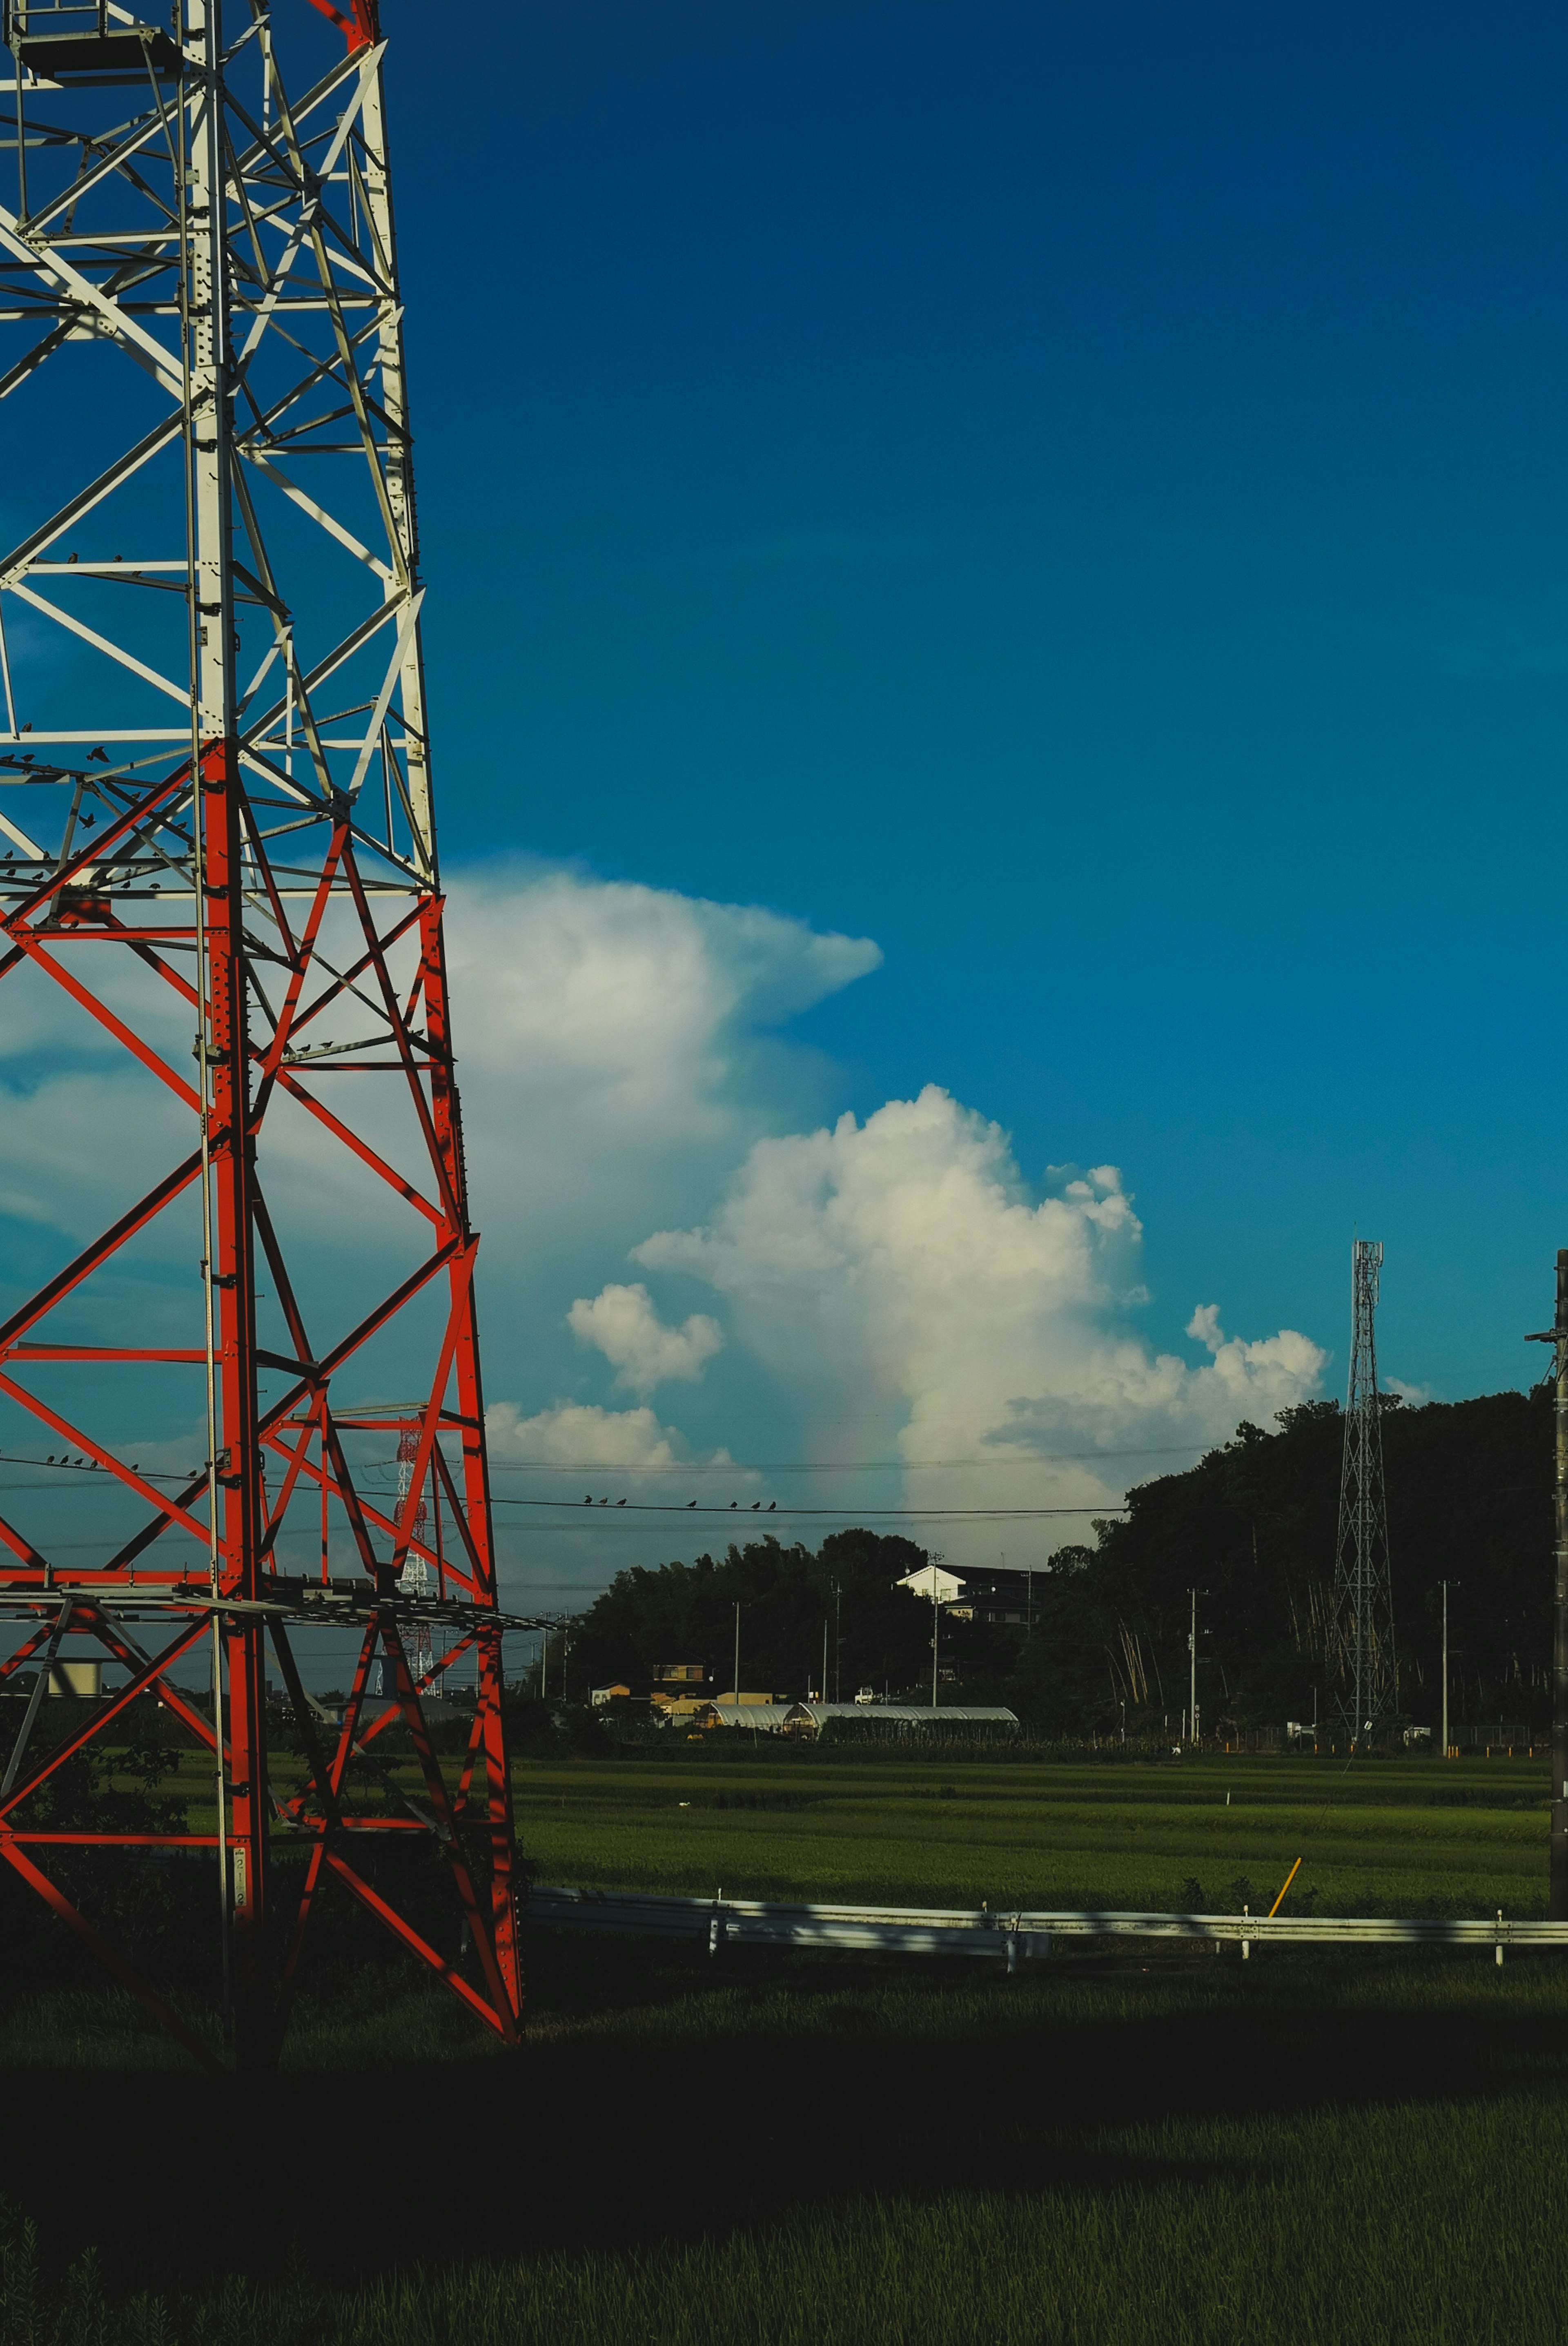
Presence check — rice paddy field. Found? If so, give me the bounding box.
[514,1747,1553,1916]
[3,1750,1567,2344]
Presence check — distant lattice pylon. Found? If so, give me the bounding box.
[1327,1239,1397,1745]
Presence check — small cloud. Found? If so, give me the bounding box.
[1384,1377,1434,1406]
[567,1281,724,1397]
[1187,1304,1327,1410]
[1187,1304,1224,1354]
[487,1399,693,1469]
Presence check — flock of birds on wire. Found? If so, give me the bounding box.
[583,1493,776,1511]
[14,1457,784,1508]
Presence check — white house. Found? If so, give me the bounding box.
[895,1564,967,1604]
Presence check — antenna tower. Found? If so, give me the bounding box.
[1327,1239,1396,1747]
[0,0,530,2066]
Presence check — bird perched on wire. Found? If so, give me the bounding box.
[751,1501,760,1511]
[583,1494,593,1505]
[687,1499,697,1508]
[767,1501,776,1511]
[617,1498,626,1506]
[729,1500,738,1510]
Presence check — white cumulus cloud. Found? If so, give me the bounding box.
[1184,1304,1329,1414]
[443,860,881,1235]
[0,859,882,1399]
[486,1399,693,1470]
[634,1084,1328,1558]
[568,1281,724,1396]
[0,851,1333,1593]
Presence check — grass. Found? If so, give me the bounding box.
[3,1751,1565,2342]
[512,1749,1554,1915]
[5,1949,1568,2343]
[9,2099,1568,2345]
[135,1742,1554,1914]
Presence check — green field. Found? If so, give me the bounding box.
[514,1749,1553,1916]
[4,1750,1566,2344]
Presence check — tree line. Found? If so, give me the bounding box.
[566,1389,1555,1736]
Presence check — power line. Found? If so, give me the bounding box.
[490,1497,1123,1519]
[482,1446,1201,1473]
[0,1442,1200,1483]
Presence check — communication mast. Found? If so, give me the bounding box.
[0,0,528,2066]
[1327,1239,1396,1747]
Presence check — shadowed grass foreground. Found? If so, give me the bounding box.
[4,2091,1567,2344]
[3,1940,1568,2343]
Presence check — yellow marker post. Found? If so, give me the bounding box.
[1268,1857,1303,1919]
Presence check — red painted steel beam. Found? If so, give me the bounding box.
[9,1833,222,1846]
[0,1616,209,1822]
[0,1153,203,1352]
[0,1368,210,1539]
[323,1849,511,2036]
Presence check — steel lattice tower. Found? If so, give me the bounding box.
[0,0,531,2066]
[1327,1239,1396,1747]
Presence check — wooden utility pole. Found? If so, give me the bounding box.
[1439,1581,1463,1760]
[1188,1587,1198,1748]
[1526,1250,1568,1919]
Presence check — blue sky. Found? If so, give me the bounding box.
[386,0,1568,1415]
[1,0,1564,1618]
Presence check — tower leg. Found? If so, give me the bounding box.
[204,742,271,2061]
[1552,1251,1568,1921]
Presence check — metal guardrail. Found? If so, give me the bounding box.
[530,1885,1568,1967]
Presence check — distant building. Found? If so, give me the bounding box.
[654,1662,705,1684]
[896,1564,967,1604]
[896,1562,1049,1630]
[709,1700,796,1733]
[786,1701,1020,1740]
[650,1694,717,1727]
[590,1683,632,1708]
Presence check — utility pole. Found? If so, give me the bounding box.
[1441,1580,1450,1760]
[1189,1588,1198,1747]
[834,1581,842,1703]
[1328,1240,1396,1749]
[933,1582,940,1709]
[733,1601,741,1710]
[1526,1252,1568,1918]
[929,1551,946,1710]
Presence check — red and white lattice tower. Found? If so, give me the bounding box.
[0,0,526,2066]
